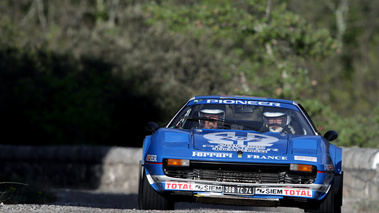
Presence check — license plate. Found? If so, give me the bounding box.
[223,186,254,195]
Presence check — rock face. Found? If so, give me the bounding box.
[0,145,141,192]
[342,147,379,200]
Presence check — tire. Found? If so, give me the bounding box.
[138,165,174,210]
[137,161,143,210]
[305,187,334,213]
[305,172,343,213]
[333,173,343,213]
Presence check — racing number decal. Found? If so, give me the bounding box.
[203,132,278,147]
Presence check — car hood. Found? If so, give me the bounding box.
[193,129,289,154]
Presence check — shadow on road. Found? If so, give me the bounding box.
[53,189,139,209]
[53,189,302,212]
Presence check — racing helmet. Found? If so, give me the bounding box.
[198,104,226,127]
[262,107,291,127]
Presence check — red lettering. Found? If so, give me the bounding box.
[166,182,195,190]
[282,188,312,197]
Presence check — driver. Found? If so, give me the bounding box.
[261,107,297,134]
[198,106,225,129]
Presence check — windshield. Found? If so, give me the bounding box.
[168,100,315,136]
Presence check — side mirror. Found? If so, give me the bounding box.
[324,130,338,142]
[146,122,160,134]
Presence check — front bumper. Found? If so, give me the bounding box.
[145,163,333,202]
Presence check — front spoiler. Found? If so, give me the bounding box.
[148,174,331,202]
[196,195,280,207]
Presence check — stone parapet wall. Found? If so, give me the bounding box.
[342,147,379,200]
[0,145,378,200]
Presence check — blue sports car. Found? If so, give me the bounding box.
[138,96,343,212]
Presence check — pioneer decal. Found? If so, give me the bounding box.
[205,99,281,107]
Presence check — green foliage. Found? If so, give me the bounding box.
[0,0,378,148]
[144,0,338,101]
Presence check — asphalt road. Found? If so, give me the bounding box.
[45,189,301,212]
[0,189,357,213]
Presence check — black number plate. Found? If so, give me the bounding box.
[223,186,254,195]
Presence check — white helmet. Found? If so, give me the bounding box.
[198,105,226,127]
[262,107,291,128]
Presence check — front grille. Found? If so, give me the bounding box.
[163,160,316,184]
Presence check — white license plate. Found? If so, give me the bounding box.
[223,186,254,195]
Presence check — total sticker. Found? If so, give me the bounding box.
[165,182,194,190]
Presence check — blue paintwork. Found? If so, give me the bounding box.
[141,96,342,202]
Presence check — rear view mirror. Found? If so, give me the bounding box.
[146,122,160,134]
[235,106,255,114]
[324,130,338,141]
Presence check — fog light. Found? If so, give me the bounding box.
[167,159,190,166]
[290,164,313,172]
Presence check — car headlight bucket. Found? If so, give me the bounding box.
[167,159,190,166]
[290,164,313,172]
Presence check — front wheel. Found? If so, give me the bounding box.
[305,188,334,213]
[138,166,174,210]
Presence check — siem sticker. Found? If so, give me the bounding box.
[255,187,313,197]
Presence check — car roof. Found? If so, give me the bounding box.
[191,95,297,105]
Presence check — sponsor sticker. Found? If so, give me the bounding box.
[294,155,317,162]
[204,132,278,147]
[146,154,157,162]
[165,182,195,190]
[255,187,313,198]
[165,183,313,198]
[164,182,254,195]
[247,155,288,160]
[206,99,281,107]
[192,151,233,158]
[165,182,222,192]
